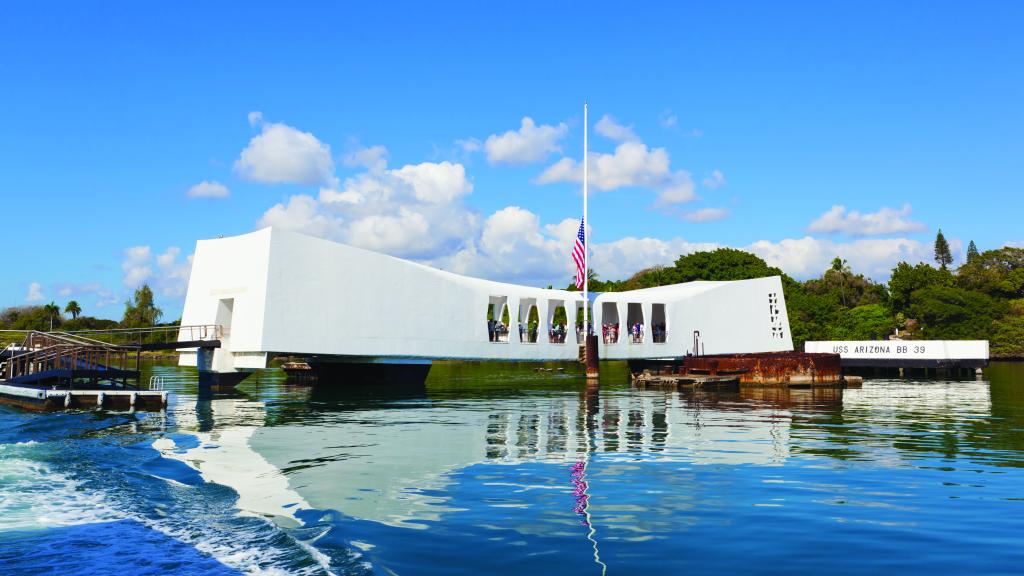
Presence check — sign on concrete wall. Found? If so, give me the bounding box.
[804,340,989,368]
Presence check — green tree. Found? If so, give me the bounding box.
[830,304,897,340]
[934,229,953,269]
[831,257,848,307]
[42,301,61,331]
[782,277,843,347]
[805,261,887,310]
[0,306,55,332]
[672,248,783,282]
[64,300,82,320]
[888,261,953,314]
[907,285,1005,339]
[956,246,1024,297]
[62,316,119,332]
[566,268,610,292]
[967,240,979,263]
[989,299,1024,358]
[122,284,163,328]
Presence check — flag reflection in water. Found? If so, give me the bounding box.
[569,461,589,519]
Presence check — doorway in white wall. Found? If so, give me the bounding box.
[601,302,620,344]
[652,303,667,343]
[518,298,539,343]
[213,298,234,371]
[486,296,510,342]
[548,300,568,344]
[626,303,644,343]
[575,300,590,344]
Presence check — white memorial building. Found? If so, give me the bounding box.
[178,228,793,380]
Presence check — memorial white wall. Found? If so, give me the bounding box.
[179,228,794,371]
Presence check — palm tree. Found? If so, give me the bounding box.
[43,302,60,332]
[831,257,850,307]
[65,300,81,320]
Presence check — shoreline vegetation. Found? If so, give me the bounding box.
[1,285,176,349]
[4,235,1022,360]
[564,233,1023,360]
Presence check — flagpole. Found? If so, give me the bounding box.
[583,101,589,337]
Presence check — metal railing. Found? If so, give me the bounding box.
[1,325,222,346]
[1,326,223,383]
[3,331,134,382]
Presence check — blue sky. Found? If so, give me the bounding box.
[2,1,1022,320]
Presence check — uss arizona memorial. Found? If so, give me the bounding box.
[178,228,793,383]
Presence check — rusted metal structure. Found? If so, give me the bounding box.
[629,351,844,387]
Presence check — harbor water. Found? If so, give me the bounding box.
[1,362,1023,575]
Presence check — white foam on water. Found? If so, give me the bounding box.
[0,445,338,576]
[0,456,124,531]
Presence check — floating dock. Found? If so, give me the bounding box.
[0,382,167,411]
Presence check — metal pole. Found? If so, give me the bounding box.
[583,101,588,334]
[583,102,600,379]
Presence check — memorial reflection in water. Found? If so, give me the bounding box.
[154,367,1005,533]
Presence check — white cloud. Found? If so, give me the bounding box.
[537,120,698,207]
[260,155,477,260]
[122,246,152,288]
[121,245,193,298]
[659,109,678,128]
[702,170,726,190]
[682,208,729,223]
[594,114,638,142]
[537,141,671,191]
[234,116,337,187]
[391,161,473,204]
[343,145,388,172]
[655,172,697,206]
[55,282,103,298]
[434,209,719,287]
[484,117,568,165]
[583,142,670,190]
[154,247,193,298]
[746,236,931,280]
[25,282,44,302]
[187,180,230,198]
[590,237,718,281]
[258,194,345,240]
[51,282,119,309]
[808,204,926,236]
[247,111,263,127]
[455,138,482,154]
[1005,241,1024,248]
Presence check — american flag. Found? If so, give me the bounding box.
[572,217,586,289]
